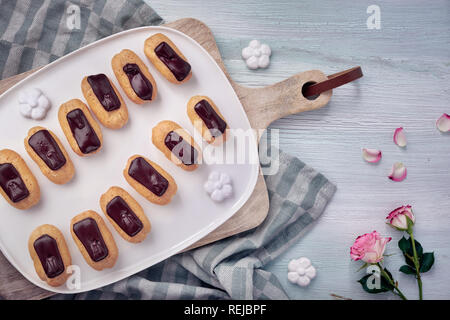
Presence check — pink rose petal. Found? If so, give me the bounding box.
[388,162,407,182]
[362,148,382,163]
[393,127,407,147]
[436,113,450,132]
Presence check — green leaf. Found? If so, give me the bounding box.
[398,236,423,267]
[413,239,424,258]
[358,268,394,294]
[398,236,409,253]
[420,252,435,273]
[358,275,390,293]
[405,253,416,268]
[399,265,416,274]
[398,236,423,257]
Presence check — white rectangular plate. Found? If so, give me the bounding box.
[0,26,258,294]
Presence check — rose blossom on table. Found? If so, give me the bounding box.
[350,207,434,300]
[386,205,415,231]
[350,231,391,263]
[350,230,408,300]
[386,204,434,300]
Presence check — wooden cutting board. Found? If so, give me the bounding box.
[0,18,331,299]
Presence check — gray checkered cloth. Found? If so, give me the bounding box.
[54,140,336,300]
[0,0,162,79]
[1,0,337,300]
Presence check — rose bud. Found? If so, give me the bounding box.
[350,231,391,263]
[386,205,415,231]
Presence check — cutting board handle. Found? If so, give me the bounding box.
[234,70,332,130]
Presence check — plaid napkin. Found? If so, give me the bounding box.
[53,134,336,300]
[1,0,337,300]
[0,0,162,79]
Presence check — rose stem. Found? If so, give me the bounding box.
[377,263,408,300]
[408,231,423,300]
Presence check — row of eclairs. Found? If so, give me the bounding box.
[0,33,229,287]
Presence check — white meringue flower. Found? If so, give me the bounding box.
[204,171,233,202]
[18,88,51,120]
[242,40,272,70]
[287,257,316,287]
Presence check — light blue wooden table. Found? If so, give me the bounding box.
[149,0,450,299]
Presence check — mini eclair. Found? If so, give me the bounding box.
[123,155,177,205]
[100,186,151,243]
[24,126,75,184]
[111,49,157,104]
[0,149,40,210]
[152,120,201,171]
[144,33,192,84]
[70,210,118,271]
[58,99,103,157]
[28,224,72,287]
[81,74,128,129]
[187,95,229,145]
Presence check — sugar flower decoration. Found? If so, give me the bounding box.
[204,171,233,202]
[18,88,51,120]
[241,40,272,70]
[287,257,316,287]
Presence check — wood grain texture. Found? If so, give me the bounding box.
[0,17,330,299]
[149,0,450,300]
[234,70,331,131]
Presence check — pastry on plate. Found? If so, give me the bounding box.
[111,49,157,104]
[123,155,177,205]
[24,126,75,184]
[100,186,151,243]
[144,33,192,84]
[0,149,40,210]
[81,74,128,129]
[187,95,228,145]
[28,224,72,287]
[58,99,103,157]
[152,120,201,171]
[70,210,118,271]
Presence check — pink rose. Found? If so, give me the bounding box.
[350,231,391,263]
[386,205,415,231]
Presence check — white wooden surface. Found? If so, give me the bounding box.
[148,0,450,299]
